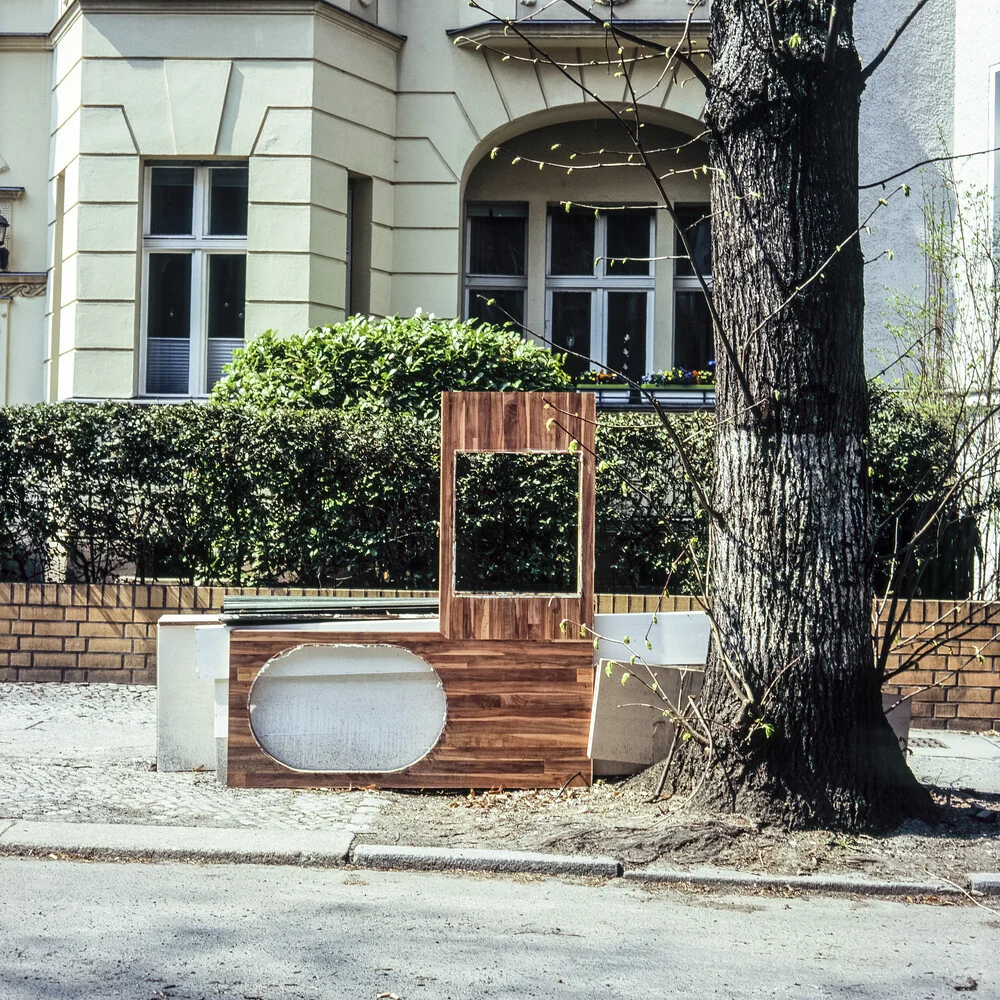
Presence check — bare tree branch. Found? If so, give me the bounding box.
[860,0,933,84]
[860,146,1000,190]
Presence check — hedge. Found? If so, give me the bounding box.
[0,393,975,597]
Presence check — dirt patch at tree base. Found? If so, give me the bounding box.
[356,769,1000,883]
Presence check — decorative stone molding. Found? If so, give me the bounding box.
[0,273,48,299]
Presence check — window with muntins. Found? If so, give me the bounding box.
[142,164,248,396]
[673,204,713,370]
[545,206,654,382]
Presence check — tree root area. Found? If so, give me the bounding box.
[356,768,1000,882]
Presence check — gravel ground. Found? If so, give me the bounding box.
[0,684,379,833]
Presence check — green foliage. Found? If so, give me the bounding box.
[454,452,579,594]
[868,386,977,599]
[209,314,570,418]
[0,390,975,597]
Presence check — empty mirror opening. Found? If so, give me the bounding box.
[453,450,581,596]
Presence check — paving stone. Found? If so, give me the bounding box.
[0,683,379,834]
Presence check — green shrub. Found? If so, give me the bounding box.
[0,389,976,598]
[209,314,570,417]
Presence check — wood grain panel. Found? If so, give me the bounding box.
[439,391,596,642]
[227,630,594,790]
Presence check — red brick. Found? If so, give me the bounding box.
[146,586,167,609]
[31,653,79,668]
[39,621,78,637]
[17,668,65,682]
[89,608,133,624]
[78,653,126,669]
[86,638,130,653]
[946,687,992,703]
[956,671,998,687]
[956,702,1000,718]
[19,606,64,621]
[84,669,129,682]
[887,670,935,686]
[78,622,123,639]
[18,637,64,652]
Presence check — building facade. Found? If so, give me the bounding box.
[0,0,989,403]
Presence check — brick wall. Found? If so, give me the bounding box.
[880,600,1000,732]
[0,586,998,731]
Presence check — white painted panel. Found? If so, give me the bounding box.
[593,612,710,667]
[156,621,215,771]
[249,644,447,772]
[194,625,230,680]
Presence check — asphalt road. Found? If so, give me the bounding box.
[0,858,995,1000]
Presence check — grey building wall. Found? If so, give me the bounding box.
[856,0,957,374]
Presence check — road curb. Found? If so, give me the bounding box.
[352,844,622,878]
[623,866,968,896]
[0,820,353,867]
[969,873,1000,895]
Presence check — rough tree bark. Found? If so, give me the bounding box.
[672,1,933,829]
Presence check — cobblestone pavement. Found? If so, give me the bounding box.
[0,684,381,832]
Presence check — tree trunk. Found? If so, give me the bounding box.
[673,1,932,829]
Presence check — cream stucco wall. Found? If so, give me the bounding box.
[45,2,400,399]
[0,31,51,404]
[0,0,988,400]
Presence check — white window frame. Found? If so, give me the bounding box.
[140,163,248,398]
[463,203,529,327]
[544,208,655,377]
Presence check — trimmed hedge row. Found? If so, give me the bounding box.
[0,394,974,596]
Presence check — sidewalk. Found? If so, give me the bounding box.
[1,682,997,895]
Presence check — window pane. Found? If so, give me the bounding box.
[674,290,714,369]
[550,291,591,379]
[146,253,192,394]
[208,255,246,339]
[607,292,647,383]
[209,167,249,236]
[469,214,526,276]
[606,211,652,276]
[149,168,194,236]
[550,211,595,276]
[147,254,192,339]
[675,205,712,277]
[467,288,525,329]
